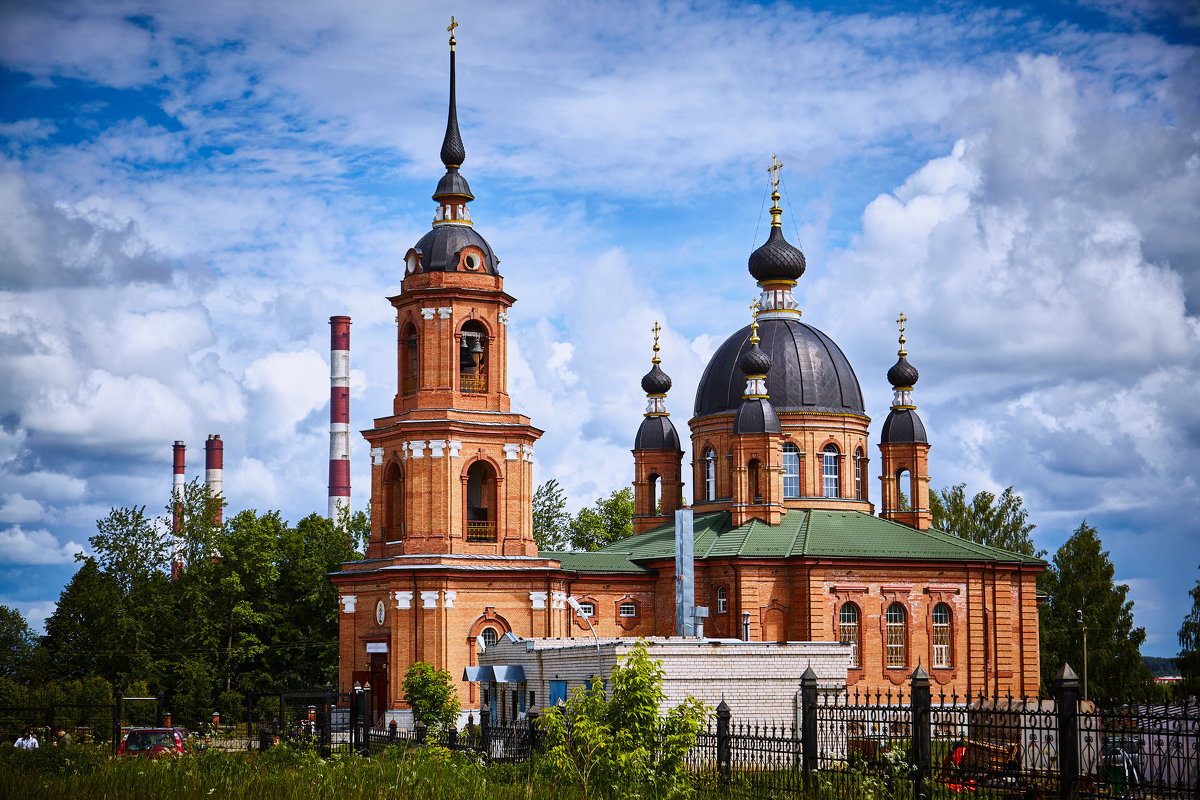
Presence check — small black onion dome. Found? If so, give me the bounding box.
[748,226,806,283]
[433,167,474,201]
[739,341,772,377]
[634,415,681,450]
[881,408,928,444]
[641,363,672,395]
[887,355,919,388]
[734,397,781,435]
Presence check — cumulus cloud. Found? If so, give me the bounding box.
[0,525,87,565]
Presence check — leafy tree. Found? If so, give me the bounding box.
[402,661,460,733]
[569,488,634,552]
[1176,568,1200,695]
[538,641,707,800]
[930,483,1043,557]
[0,605,37,684]
[88,504,170,592]
[533,479,572,551]
[1040,521,1152,700]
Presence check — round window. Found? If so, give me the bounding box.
[463,252,479,270]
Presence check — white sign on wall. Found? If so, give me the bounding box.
[365,642,389,653]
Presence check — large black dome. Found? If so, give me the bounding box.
[694,317,866,418]
[412,225,499,275]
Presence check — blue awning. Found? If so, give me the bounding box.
[491,664,526,684]
[462,665,493,682]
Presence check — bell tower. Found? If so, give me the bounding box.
[879,314,931,530]
[364,21,542,558]
[632,323,684,534]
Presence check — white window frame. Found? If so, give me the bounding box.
[822,445,840,499]
[480,627,499,649]
[839,603,860,669]
[577,602,595,617]
[886,603,907,668]
[932,603,952,668]
[619,602,636,618]
[854,448,863,499]
[704,448,717,501]
[782,443,800,499]
[717,587,728,614]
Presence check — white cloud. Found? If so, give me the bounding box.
[0,525,87,565]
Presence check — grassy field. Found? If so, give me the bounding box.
[0,743,752,800]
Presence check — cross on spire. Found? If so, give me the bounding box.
[749,297,762,342]
[896,312,908,357]
[651,321,662,364]
[768,154,784,189]
[448,15,458,48]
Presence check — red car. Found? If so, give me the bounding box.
[118,727,185,757]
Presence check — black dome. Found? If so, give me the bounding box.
[748,226,806,282]
[412,225,499,275]
[641,364,672,395]
[739,341,772,376]
[634,415,681,451]
[733,397,781,435]
[881,408,927,444]
[887,355,919,388]
[694,317,866,418]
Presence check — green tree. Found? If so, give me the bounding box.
[402,661,460,733]
[1176,568,1200,695]
[1040,521,1152,700]
[930,483,1043,557]
[538,641,707,800]
[88,504,170,592]
[569,488,634,552]
[533,479,571,551]
[0,605,37,685]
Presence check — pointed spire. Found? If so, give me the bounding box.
[749,155,805,318]
[440,16,465,169]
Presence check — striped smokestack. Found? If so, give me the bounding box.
[205,434,223,524]
[172,440,185,577]
[329,316,351,520]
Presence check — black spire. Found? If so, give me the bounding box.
[434,18,473,202]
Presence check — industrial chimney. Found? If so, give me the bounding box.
[329,316,351,521]
[172,440,185,579]
[205,434,223,525]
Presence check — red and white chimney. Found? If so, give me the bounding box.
[329,316,351,520]
[205,434,223,525]
[172,440,185,578]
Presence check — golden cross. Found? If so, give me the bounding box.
[896,312,907,336]
[767,154,784,189]
[651,321,661,362]
[448,16,459,36]
[750,297,761,319]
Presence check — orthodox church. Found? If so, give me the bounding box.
[331,24,1044,723]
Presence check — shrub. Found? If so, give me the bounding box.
[401,661,461,734]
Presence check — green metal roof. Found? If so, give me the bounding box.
[543,510,1045,571]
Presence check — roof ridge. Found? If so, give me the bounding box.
[788,510,809,556]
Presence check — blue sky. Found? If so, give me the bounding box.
[0,0,1197,658]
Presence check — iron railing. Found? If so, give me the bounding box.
[466,521,497,542]
[460,372,487,393]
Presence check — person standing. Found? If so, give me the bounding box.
[53,726,72,748]
[14,727,38,749]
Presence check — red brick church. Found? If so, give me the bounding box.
[331,24,1044,723]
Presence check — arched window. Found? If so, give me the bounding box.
[465,461,497,542]
[648,473,660,514]
[839,603,860,668]
[854,447,864,500]
[748,458,762,503]
[459,320,489,394]
[822,444,840,498]
[384,463,404,540]
[703,448,717,501]
[716,587,728,614]
[932,603,952,668]
[782,443,800,499]
[401,323,419,395]
[480,627,498,650]
[886,602,907,667]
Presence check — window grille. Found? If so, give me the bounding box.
[932,603,951,667]
[886,603,906,667]
[619,603,636,617]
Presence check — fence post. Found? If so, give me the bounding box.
[716,699,731,782]
[351,682,361,755]
[113,691,123,753]
[279,695,286,740]
[156,692,164,727]
[481,701,492,761]
[911,665,932,800]
[801,666,818,789]
[1054,663,1081,800]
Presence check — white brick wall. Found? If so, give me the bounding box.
[478,636,852,728]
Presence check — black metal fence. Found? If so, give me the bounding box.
[0,703,119,750]
[680,664,1200,799]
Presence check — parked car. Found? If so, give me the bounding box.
[118,727,185,757]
